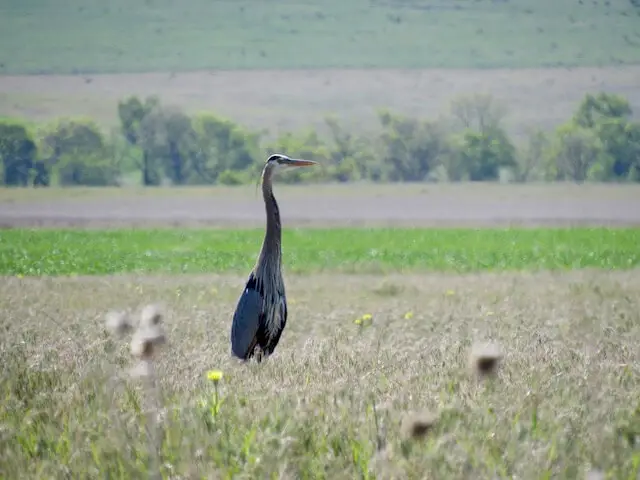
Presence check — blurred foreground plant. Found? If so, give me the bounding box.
[105,304,167,480]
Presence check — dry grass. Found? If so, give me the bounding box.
[2,182,640,228]
[1,270,639,478]
[1,66,640,139]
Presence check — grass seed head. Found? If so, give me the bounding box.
[140,304,163,328]
[401,410,437,441]
[469,341,503,376]
[130,326,166,359]
[130,304,167,360]
[105,310,132,337]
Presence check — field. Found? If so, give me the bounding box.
[2,0,640,74]
[1,185,640,478]
[3,226,640,276]
[2,0,640,477]
[2,66,640,138]
[1,248,639,478]
[2,0,640,136]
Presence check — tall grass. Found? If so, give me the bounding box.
[1,271,638,478]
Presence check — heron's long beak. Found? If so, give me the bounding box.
[283,158,318,167]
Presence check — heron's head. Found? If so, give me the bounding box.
[265,153,318,172]
[258,154,318,191]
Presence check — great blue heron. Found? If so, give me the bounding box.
[230,153,318,362]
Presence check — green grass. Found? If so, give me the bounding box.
[1,228,639,276]
[1,0,640,74]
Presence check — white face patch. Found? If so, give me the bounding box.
[275,155,291,169]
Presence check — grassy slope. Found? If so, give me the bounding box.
[1,228,639,275]
[1,0,640,74]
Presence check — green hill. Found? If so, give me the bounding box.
[1,0,640,74]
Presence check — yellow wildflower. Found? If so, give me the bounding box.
[404,311,414,320]
[445,289,455,296]
[355,313,373,326]
[207,370,224,382]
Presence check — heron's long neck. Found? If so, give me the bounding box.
[257,174,282,273]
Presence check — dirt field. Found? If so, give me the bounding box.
[1,269,639,476]
[1,66,640,139]
[1,183,639,228]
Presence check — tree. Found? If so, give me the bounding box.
[449,93,508,135]
[573,92,632,129]
[377,110,449,182]
[117,96,161,185]
[594,118,640,180]
[547,122,612,182]
[138,106,199,185]
[191,113,261,184]
[448,127,517,181]
[441,93,516,181]
[568,92,640,181]
[516,128,550,182]
[40,118,118,186]
[0,120,37,186]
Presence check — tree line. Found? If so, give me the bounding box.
[1,92,639,187]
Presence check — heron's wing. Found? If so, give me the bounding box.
[231,275,263,359]
[265,289,288,350]
[279,291,288,328]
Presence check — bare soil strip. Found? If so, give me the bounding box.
[1,184,639,228]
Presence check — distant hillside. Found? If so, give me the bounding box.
[1,0,640,74]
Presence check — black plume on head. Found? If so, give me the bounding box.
[267,153,287,164]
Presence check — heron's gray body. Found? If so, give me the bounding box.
[230,154,314,361]
[230,270,287,360]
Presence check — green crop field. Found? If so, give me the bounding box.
[1,0,640,74]
[2,228,639,276]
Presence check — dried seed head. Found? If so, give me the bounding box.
[130,325,166,360]
[469,341,503,376]
[131,333,154,359]
[140,325,167,345]
[140,304,163,328]
[105,311,132,336]
[400,411,437,440]
[129,304,167,360]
